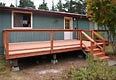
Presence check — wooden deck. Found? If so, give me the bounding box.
[4,29,109,60]
[8,40,91,59]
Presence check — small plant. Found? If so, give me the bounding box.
[65,55,116,80]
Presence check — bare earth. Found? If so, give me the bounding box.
[0,53,87,80]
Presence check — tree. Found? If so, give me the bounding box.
[38,0,49,10]
[0,2,5,7]
[19,0,35,9]
[63,0,87,14]
[51,0,56,11]
[57,0,64,11]
[10,4,15,7]
[85,0,116,53]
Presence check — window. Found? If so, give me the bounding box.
[65,19,70,29]
[64,17,72,29]
[12,11,32,29]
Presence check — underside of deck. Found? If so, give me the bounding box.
[8,40,90,59]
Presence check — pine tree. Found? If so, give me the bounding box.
[57,0,63,11]
[19,0,35,9]
[0,2,5,7]
[10,4,15,7]
[38,0,49,10]
[51,0,55,11]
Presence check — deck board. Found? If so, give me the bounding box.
[8,40,91,59]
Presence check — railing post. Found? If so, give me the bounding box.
[91,31,94,54]
[76,30,79,40]
[4,31,9,59]
[107,30,110,43]
[91,30,94,39]
[80,31,82,49]
[91,42,94,54]
[103,41,105,52]
[50,31,54,54]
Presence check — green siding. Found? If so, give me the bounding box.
[9,13,64,43]
[0,11,11,55]
[78,19,89,30]
[73,19,90,39]
[33,13,64,40]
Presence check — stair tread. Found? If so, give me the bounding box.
[99,56,110,60]
[85,48,100,52]
[97,42,103,45]
[93,52,105,56]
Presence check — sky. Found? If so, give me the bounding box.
[0,0,65,9]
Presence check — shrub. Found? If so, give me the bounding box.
[68,55,116,80]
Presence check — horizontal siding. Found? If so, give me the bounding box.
[33,13,64,41]
[0,47,4,55]
[9,14,64,43]
[9,32,50,43]
[78,18,89,30]
[0,11,11,54]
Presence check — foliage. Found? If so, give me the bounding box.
[85,0,116,53]
[0,56,10,75]
[51,0,56,11]
[10,4,15,7]
[65,55,116,80]
[19,0,35,9]
[57,0,63,11]
[0,2,5,7]
[63,0,86,14]
[38,0,49,10]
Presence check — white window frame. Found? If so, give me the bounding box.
[12,11,33,29]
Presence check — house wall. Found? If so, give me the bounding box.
[0,10,11,55]
[33,13,64,40]
[0,10,90,55]
[9,13,64,43]
[78,18,89,30]
[73,18,89,39]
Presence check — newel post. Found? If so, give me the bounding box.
[50,31,54,54]
[4,30,9,59]
[80,31,82,49]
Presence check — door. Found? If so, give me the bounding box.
[64,17,73,40]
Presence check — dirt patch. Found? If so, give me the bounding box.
[0,51,87,80]
[17,58,87,80]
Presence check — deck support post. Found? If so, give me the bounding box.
[51,54,58,64]
[10,59,20,71]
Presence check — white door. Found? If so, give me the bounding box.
[64,17,73,40]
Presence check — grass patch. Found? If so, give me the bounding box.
[105,44,113,52]
[0,56,10,75]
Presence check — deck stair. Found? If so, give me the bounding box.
[82,31,110,61]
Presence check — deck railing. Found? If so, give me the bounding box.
[3,29,109,59]
[82,30,109,53]
[3,29,82,59]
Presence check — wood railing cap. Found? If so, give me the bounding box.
[3,29,82,32]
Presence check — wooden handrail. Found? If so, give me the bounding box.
[93,31,107,51]
[81,31,94,42]
[94,30,109,42]
[3,29,82,32]
[81,31,95,53]
[93,31,107,41]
